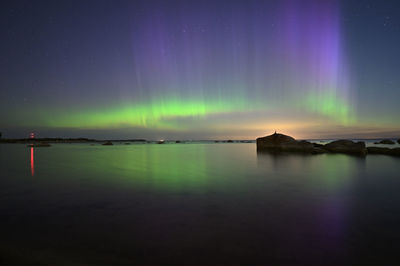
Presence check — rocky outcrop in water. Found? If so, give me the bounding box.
[256,132,400,156]
[256,132,314,153]
[374,139,395,145]
[257,133,368,155]
[323,140,367,155]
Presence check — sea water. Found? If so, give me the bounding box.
[0,142,399,265]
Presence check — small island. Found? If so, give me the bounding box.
[257,132,400,156]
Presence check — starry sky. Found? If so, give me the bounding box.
[1,0,399,139]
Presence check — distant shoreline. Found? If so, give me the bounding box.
[0,137,399,144]
[0,138,146,144]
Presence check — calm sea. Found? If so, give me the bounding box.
[0,142,399,265]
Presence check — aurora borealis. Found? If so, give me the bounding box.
[1,0,399,139]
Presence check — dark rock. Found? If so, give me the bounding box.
[313,143,325,148]
[256,132,314,153]
[312,147,327,154]
[367,147,391,154]
[324,140,366,155]
[392,148,400,156]
[398,139,400,144]
[102,141,113,146]
[175,140,181,143]
[157,140,165,144]
[367,147,400,156]
[374,139,395,145]
[214,140,220,143]
[227,140,234,143]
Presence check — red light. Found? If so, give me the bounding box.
[30,147,34,176]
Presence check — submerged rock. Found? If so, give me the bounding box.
[324,140,366,155]
[367,147,391,154]
[256,132,314,153]
[374,139,395,145]
[367,147,400,156]
[102,141,113,146]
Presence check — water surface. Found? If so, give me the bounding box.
[0,143,399,265]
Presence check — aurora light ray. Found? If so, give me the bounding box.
[277,0,354,122]
[43,1,349,126]
[6,0,391,139]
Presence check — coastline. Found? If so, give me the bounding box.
[1,134,399,156]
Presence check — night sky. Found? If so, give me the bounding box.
[1,0,399,139]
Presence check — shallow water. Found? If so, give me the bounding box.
[0,143,399,265]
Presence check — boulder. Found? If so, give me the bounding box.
[324,140,366,155]
[374,139,395,145]
[102,141,113,146]
[256,132,314,153]
[398,139,400,144]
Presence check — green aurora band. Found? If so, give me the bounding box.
[26,92,351,130]
[42,97,253,129]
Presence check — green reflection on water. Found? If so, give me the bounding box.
[23,143,257,194]
[2,143,370,196]
[107,144,209,191]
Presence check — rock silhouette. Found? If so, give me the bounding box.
[256,133,371,156]
[324,140,367,155]
[256,132,314,153]
[374,139,395,145]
